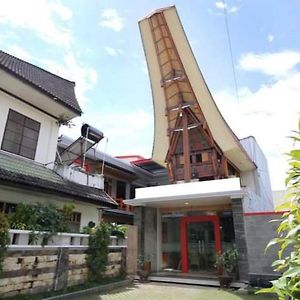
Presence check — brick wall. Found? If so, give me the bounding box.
[0,246,126,298]
[244,213,282,283]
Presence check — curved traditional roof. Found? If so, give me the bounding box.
[139,6,255,172]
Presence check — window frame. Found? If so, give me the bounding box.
[1,109,40,160]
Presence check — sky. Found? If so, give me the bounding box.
[0,0,299,191]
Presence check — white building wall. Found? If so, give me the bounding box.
[240,136,274,212]
[0,185,99,228]
[0,90,59,166]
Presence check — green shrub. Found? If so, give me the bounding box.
[8,203,75,245]
[109,223,127,239]
[258,120,300,299]
[86,222,110,282]
[0,212,10,274]
[215,247,238,276]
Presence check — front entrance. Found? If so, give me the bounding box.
[180,215,221,273]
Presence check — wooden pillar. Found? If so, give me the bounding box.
[182,111,191,182]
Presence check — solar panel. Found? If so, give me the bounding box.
[59,137,95,165]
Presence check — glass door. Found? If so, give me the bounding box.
[180,215,221,273]
[187,222,215,272]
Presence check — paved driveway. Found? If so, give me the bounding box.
[74,282,275,300]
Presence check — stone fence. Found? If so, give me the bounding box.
[0,228,137,299]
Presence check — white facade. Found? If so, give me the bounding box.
[240,136,274,212]
[0,89,59,166]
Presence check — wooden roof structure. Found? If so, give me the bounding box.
[139,6,255,182]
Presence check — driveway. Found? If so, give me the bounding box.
[74,282,275,300]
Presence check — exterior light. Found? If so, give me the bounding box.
[184,202,189,205]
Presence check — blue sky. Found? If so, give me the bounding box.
[0,0,299,190]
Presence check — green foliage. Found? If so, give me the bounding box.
[109,223,127,239]
[86,221,110,282]
[81,221,96,234]
[61,204,75,232]
[0,212,10,274]
[258,120,300,299]
[215,247,238,276]
[8,202,75,245]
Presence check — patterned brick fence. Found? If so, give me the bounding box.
[0,245,127,298]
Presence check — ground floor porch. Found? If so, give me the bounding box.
[125,178,250,281]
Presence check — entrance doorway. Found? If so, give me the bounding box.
[180,215,221,273]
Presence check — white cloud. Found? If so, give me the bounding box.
[239,50,300,77]
[0,0,73,48]
[214,72,300,190]
[99,9,124,32]
[104,47,123,57]
[49,0,72,21]
[6,45,33,61]
[40,52,98,107]
[267,34,274,43]
[60,109,153,158]
[215,1,240,13]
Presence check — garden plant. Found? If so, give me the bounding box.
[259,120,300,299]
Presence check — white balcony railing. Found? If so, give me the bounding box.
[8,229,127,248]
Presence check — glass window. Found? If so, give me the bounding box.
[1,109,40,159]
[116,181,126,199]
[68,212,81,233]
[161,214,181,272]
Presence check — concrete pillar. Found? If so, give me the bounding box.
[134,206,145,257]
[125,183,130,199]
[232,197,249,281]
[144,207,158,271]
[133,206,158,271]
[126,225,138,275]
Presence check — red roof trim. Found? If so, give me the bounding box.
[133,158,153,165]
[244,211,288,216]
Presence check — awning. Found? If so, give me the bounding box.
[124,177,245,208]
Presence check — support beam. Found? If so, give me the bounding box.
[182,111,191,182]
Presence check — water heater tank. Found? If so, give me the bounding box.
[81,124,104,143]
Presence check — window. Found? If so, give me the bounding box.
[1,109,40,159]
[116,181,126,199]
[195,153,202,163]
[69,212,81,233]
[190,153,202,164]
[0,202,17,214]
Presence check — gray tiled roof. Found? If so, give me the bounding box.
[0,50,82,115]
[0,151,116,208]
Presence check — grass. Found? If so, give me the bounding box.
[73,282,276,300]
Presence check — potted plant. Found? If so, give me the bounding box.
[215,247,238,288]
[137,254,151,282]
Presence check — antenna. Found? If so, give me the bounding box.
[222,0,240,103]
[101,137,108,175]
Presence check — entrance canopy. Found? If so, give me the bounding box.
[124,178,245,208]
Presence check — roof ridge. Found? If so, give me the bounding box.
[0,50,76,85]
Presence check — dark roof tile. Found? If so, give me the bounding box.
[0,50,82,114]
[0,151,116,208]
